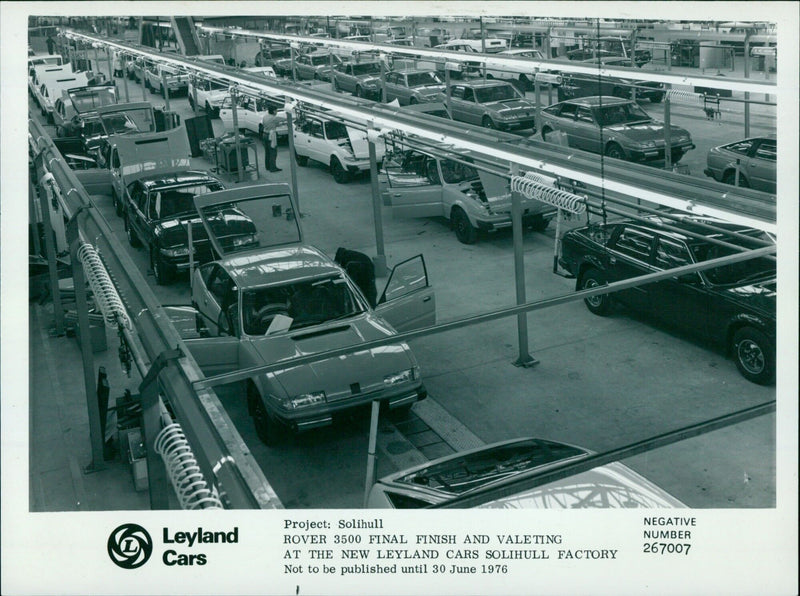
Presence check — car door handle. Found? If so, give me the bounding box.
[422,296,432,302]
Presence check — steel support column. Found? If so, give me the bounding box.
[160,69,172,118]
[368,137,387,277]
[121,55,130,102]
[36,174,65,335]
[285,111,301,213]
[229,87,244,183]
[744,33,751,138]
[191,74,199,116]
[66,216,105,473]
[663,88,672,171]
[363,400,381,507]
[510,163,537,368]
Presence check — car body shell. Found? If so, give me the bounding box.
[704,136,776,194]
[538,95,694,163]
[144,63,190,96]
[294,52,342,81]
[35,71,90,122]
[254,47,292,68]
[447,80,537,131]
[380,149,556,241]
[188,79,228,117]
[484,48,546,83]
[53,84,117,137]
[368,437,686,508]
[558,216,776,383]
[383,69,445,105]
[218,94,288,138]
[557,58,665,103]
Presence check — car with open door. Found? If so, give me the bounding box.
[447,79,537,131]
[186,184,435,445]
[379,148,556,244]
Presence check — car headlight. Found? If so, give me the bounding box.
[160,246,190,258]
[383,367,418,386]
[633,140,657,149]
[232,233,257,248]
[284,391,326,409]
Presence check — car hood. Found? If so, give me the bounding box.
[249,314,415,400]
[483,98,535,113]
[606,121,691,141]
[716,278,776,315]
[412,84,445,94]
[345,127,385,160]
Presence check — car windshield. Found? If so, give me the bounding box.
[241,274,366,335]
[691,239,776,286]
[69,87,116,113]
[594,102,651,126]
[310,54,331,65]
[350,62,380,75]
[324,121,348,140]
[406,71,442,87]
[475,84,519,103]
[440,159,479,184]
[154,183,223,219]
[269,48,291,59]
[394,439,587,496]
[100,107,155,134]
[197,192,301,256]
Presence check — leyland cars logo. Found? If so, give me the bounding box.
[107,523,153,569]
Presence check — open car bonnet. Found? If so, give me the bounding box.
[345,127,371,159]
[192,183,303,258]
[476,169,510,201]
[116,127,192,182]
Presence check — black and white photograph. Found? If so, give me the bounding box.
[2,2,797,594]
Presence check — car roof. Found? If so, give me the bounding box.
[140,170,219,188]
[455,79,514,88]
[221,244,341,288]
[559,95,631,107]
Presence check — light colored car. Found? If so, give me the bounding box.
[538,96,694,164]
[219,94,288,139]
[367,437,686,508]
[35,71,90,123]
[383,69,445,105]
[188,184,435,444]
[144,62,189,97]
[28,54,63,95]
[188,79,228,117]
[485,48,547,90]
[293,113,386,183]
[447,79,537,131]
[380,149,555,244]
[332,60,383,98]
[704,136,776,193]
[30,63,72,107]
[453,33,509,53]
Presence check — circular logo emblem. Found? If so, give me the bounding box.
[107,523,153,569]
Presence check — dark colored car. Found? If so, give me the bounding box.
[254,46,291,68]
[123,171,228,284]
[558,216,776,384]
[704,136,776,194]
[557,57,665,103]
[538,96,694,164]
[332,60,383,98]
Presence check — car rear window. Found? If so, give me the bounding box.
[394,439,587,496]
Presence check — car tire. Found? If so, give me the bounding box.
[452,207,478,244]
[314,73,320,81]
[605,142,625,160]
[331,157,350,183]
[124,215,141,247]
[248,382,285,446]
[541,126,552,141]
[409,97,418,105]
[580,268,613,316]
[482,115,496,129]
[732,326,775,385]
[611,86,626,98]
[112,188,123,217]
[294,150,308,166]
[650,92,664,103]
[722,170,749,188]
[355,86,363,98]
[151,247,173,285]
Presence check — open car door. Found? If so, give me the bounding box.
[383,150,444,218]
[373,255,435,332]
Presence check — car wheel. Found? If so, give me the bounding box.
[650,92,664,103]
[529,214,549,232]
[580,268,612,315]
[124,216,141,247]
[332,78,339,92]
[409,96,418,105]
[331,157,350,184]
[732,327,775,385]
[722,170,749,188]
[605,142,625,160]
[112,188,123,217]
[482,115,496,129]
[355,86,364,98]
[314,73,320,80]
[294,150,308,166]
[611,86,626,98]
[452,207,478,244]
[248,382,285,446]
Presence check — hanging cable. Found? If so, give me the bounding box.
[154,422,224,510]
[76,242,132,330]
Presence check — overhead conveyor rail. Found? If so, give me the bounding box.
[29,116,282,510]
[61,31,777,233]
[197,26,778,95]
